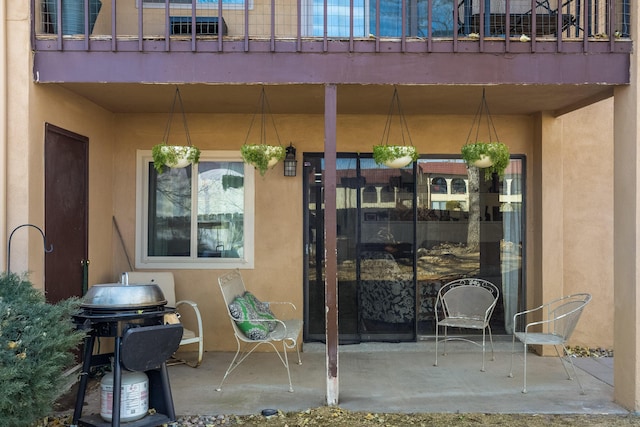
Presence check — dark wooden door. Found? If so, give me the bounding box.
[44,123,88,304]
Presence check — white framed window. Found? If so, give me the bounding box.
[136,150,255,269]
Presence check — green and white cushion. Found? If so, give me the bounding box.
[228,295,269,340]
[243,291,277,332]
[229,292,277,340]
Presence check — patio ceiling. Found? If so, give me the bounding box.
[59,83,616,117]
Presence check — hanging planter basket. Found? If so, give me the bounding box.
[152,87,201,174]
[240,144,285,176]
[152,145,200,173]
[240,88,287,176]
[372,87,419,169]
[372,145,419,169]
[461,89,510,180]
[461,141,510,180]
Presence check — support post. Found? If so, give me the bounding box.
[324,83,339,406]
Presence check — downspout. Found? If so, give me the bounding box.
[0,0,8,271]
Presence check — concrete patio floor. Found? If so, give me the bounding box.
[79,341,627,418]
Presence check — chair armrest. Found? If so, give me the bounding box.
[512,304,545,329]
[175,300,203,337]
[176,299,199,309]
[265,301,297,310]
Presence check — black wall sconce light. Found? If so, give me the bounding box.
[284,143,297,177]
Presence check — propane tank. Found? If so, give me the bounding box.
[100,369,149,422]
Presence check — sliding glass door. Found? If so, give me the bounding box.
[303,154,524,343]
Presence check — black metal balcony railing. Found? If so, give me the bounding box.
[32,0,631,53]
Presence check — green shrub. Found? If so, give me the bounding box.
[0,273,85,427]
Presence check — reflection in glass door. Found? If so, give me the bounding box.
[415,158,524,337]
[304,153,416,343]
[303,154,524,343]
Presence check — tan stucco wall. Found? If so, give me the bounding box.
[5,2,116,290]
[110,110,533,351]
[29,85,117,288]
[562,99,614,348]
[534,102,614,353]
[612,0,640,410]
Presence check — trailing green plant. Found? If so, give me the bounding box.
[0,273,85,427]
[372,145,419,167]
[461,141,510,180]
[152,144,201,174]
[241,144,285,176]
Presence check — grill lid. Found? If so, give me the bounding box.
[81,283,167,310]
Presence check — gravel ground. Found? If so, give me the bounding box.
[39,406,640,427]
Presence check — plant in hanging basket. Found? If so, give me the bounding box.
[152,144,201,174]
[461,141,510,180]
[372,145,419,169]
[240,144,286,176]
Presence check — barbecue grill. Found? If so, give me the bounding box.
[71,283,183,427]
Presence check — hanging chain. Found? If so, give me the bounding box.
[162,87,193,146]
[380,86,413,147]
[465,88,500,145]
[243,86,283,146]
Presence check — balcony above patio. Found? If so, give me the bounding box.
[31,0,633,112]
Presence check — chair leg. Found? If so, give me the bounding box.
[508,334,516,378]
[522,341,528,393]
[216,340,260,392]
[480,327,486,372]
[281,341,294,393]
[487,325,495,361]
[442,326,448,355]
[216,342,242,392]
[558,345,586,395]
[434,323,439,366]
[553,345,573,379]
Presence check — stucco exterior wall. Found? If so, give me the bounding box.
[9,83,117,289]
[5,2,115,289]
[562,99,614,349]
[110,110,533,351]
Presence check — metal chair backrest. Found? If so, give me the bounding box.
[439,278,499,321]
[547,293,592,340]
[218,269,253,341]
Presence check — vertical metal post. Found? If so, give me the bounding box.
[324,83,339,406]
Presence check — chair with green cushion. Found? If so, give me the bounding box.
[217,269,302,392]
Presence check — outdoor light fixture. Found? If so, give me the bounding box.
[284,143,297,177]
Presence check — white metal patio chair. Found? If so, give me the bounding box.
[122,271,204,368]
[434,278,500,372]
[217,269,302,392]
[508,293,592,394]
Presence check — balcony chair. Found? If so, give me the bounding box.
[433,278,500,372]
[217,269,302,392]
[509,293,592,394]
[122,271,204,368]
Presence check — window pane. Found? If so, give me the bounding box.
[197,161,245,259]
[311,0,366,37]
[148,165,192,257]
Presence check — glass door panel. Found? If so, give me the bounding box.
[304,154,524,343]
[304,154,416,343]
[415,158,524,337]
[358,158,415,340]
